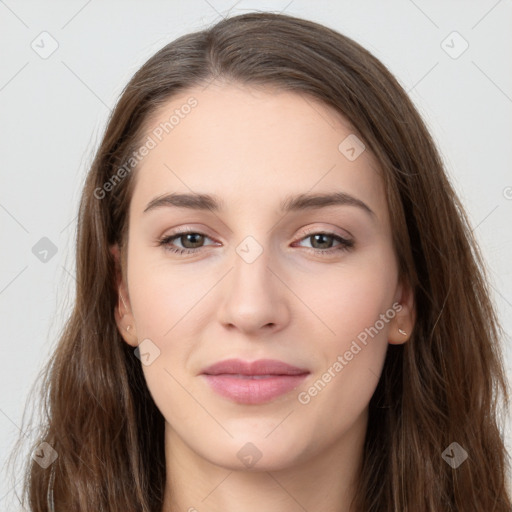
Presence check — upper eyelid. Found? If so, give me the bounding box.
[299,225,352,239]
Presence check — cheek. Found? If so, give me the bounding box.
[127,245,210,340]
[296,244,398,347]
[293,247,397,412]
[127,257,207,426]
[126,248,219,406]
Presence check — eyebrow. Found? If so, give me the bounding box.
[143,191,375,217]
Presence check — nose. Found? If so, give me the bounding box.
[216,242,290,337]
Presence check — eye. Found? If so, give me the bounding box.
[293,230,354,257]
[157,228,218,255]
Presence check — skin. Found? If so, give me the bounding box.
[112,81,415,512]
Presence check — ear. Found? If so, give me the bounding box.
[387,277,416,345]
[110,243,138,347]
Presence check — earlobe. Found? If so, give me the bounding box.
[110,243,139,347]
[388,278,416,345]
[113,299,139,347]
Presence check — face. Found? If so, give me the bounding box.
[112,82,414,472]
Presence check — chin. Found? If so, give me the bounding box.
[198,434,310,472]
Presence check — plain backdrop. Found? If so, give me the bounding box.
[1,0,511,507]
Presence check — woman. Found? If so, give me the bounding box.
[14,11,511,512]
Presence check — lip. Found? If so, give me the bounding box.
[201,358,310,405]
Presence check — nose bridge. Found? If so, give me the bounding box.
[231,232,276,302]
[217,231,287,332]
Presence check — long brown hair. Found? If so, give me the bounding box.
[11,11,511,511]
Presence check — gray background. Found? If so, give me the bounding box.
[1,0,511,507]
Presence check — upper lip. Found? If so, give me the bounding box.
[201,358,310,376]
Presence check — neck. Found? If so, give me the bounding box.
[161,409,367,512]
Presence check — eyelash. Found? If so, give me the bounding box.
[157,227,354,257]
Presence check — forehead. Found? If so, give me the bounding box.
[130,82,388,224]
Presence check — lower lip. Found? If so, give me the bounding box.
[203,374,308,404]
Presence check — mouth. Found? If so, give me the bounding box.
[201,358,310,405]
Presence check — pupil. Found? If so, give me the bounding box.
[312,234,331,249]
[183,233,203,248]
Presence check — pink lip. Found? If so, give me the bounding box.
[201,358,310,405]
